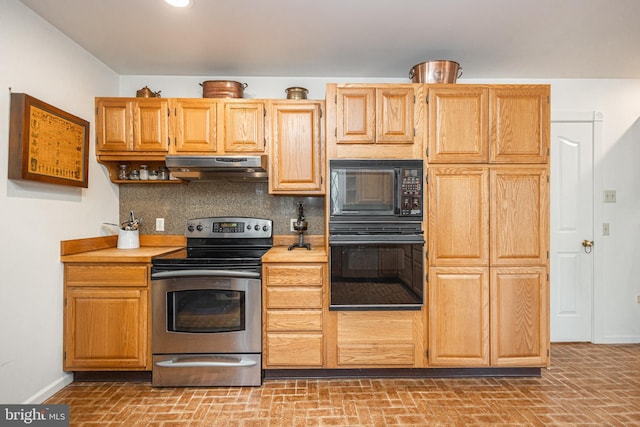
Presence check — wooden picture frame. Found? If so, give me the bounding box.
[9,93,90,188]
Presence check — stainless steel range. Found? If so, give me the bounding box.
[150,216,272,387]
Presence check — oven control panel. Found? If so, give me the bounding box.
[186,217,272,238]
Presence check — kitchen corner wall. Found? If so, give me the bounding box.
[119,182,325,236]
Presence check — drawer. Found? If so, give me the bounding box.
[264,264,324,286]
[266,310,322,331]
[266,287,322,309]
[337,343,415,366]
[65,264,148,287]
[266,333,323,367]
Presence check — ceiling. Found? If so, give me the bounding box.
[18,0,640,80]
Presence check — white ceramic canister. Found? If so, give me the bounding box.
[117,229,140,249]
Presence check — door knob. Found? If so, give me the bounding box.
[582,239,594,253]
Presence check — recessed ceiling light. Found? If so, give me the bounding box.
[165,0,191,7]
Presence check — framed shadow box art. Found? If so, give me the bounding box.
[9,93,90,188]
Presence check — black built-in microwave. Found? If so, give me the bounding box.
[329,159,423,222]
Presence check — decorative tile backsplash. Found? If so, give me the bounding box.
[119,181,325,236]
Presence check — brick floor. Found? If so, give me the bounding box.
[45,343,640,426]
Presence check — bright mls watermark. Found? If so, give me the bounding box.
[0,405,69,426]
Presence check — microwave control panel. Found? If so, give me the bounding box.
[400,168,422,216]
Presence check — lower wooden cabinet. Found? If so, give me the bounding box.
[63,264,150,370]
[428,266,549,367]
[490,267,549,366]
[263,263,326,368]
[428,267,490,367]
[326,310,426,368]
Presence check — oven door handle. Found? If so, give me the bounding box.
[329,238,425,245]
[156,358,257,368]
[151,270,260,279]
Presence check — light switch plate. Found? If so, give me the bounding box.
[156,218,165,232]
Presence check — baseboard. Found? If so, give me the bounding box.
[23,372,73,404]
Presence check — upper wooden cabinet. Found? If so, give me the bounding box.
[268,100,324,194]
[427,86,489,163]
[172,98,217,153]
[171,98,265,154]
[490,87,550,163]
[96,97,169,154]
[336,86,413,145]
[426,85,549,164]
[223,100,265,153]
[326,84,424,159]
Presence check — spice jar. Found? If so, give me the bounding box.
[118,164,128,180]
[139,165,149,180]
[159,166,169,180]
[149,170,158,180]
[129,170,140,180]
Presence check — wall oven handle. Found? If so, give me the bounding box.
[156,358,257,368]
[151,270,260,279]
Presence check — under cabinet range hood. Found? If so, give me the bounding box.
[164,155,268,182]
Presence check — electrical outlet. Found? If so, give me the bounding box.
[155,218,165,232]
[290,218,297,232]
[604,190,617,203]
[602,223,610,236]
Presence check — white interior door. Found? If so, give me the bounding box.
[550,117,595,342]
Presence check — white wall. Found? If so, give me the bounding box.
[0,0,120,404]
[122,75,640,344]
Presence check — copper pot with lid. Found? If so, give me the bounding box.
[136,86,161,98]
[200,80,248,98]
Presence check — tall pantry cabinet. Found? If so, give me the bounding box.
[426,85,550,367]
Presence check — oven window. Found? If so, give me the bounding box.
[330,243,423,308]
[167,290,245,333]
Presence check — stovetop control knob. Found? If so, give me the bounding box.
[263,225,269,232]
[254,224,260,231]
[196,224,203,231]
[187,225,195,232]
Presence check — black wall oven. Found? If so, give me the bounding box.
[329,222,424,310]
[329,158,425,311]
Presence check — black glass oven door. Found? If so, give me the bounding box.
[168,289,245,333]
[330,242,424,310]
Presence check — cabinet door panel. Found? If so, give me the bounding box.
[490,167,549,266]
[336,88,375,144]
[491,267,549,366]
[376,87,414,144]
[428,267,489,366]
[224,101,264,152]
[269,102,323,193]
[64,288,148,369]
[490,86,549,163]
[96,99,132,151]
[173,99,217,153]
[133,99,169,152]
[428,167,489,266]
[427,87,489,163]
